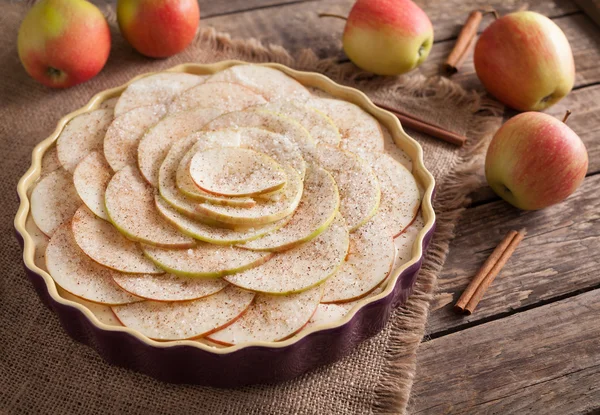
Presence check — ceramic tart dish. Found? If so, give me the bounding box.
[14,61,436,387]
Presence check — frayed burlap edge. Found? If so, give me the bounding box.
[96,14,506,414]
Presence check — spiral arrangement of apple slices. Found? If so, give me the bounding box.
[31,65,423,345]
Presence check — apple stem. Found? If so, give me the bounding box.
[562,110,572,124]
[317,12,348,21]
[482,9,500,19]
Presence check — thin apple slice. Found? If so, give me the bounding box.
[41,146,61,177]
[73,152,112,220]
[315,145,381,231]
[306,98,385,154]
[393,211,424,269]
[72,206,163,274]
[205,64,311,102]
[31,169,81,236]
[56,109,113,172]
[305,303,354,329]
[203,109,316,159]
[103,104,168,171]
[114,72,206,117]
[160,134,255,214]
[265,101,341,147]
[362,152,421,237]
[99,97,118,110]
[112,286,255,340]
[240,165,339,251]
[112,273,227,302]
[137,107,225,187]
[105,165,194,247]
[168,81,267,114]
[46,223,140,305]
[226,213,349,294]
[207,286,321,345]
[155,196,288,245]
[142,243,273,278]
[189,147,287,197]
[195,163,303,226]
[321,218,395,303]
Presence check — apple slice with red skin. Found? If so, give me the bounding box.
[73,152,112,220]
[103,104,168,172]
[168,82,267,114]
[205,65,311,102]
[114,72,206,117]
[31,169,81,236]
[137,107,225,187]
[306,97,385,154]
[56,109,113,172]
[105,165,195,248]
[321,217,396,303]
[112,273,228,302]
[72,206,163,274]
[46,223,141,305]
[226,213,349,294]
[112,286,255,341]
[207,286,322,345]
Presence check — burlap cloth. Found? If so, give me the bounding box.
[0,4,503,414]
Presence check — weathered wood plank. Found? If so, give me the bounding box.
[421,13,600,90]
[411,289,600,414]
[203,0,579,58]
[198,0,310,18]
[427,172,600,335]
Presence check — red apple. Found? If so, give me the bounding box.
[342,0,434,75]
[474,11,575,111]
[485,112,588,210]
[117,0,200,58]
[17,0,111,88]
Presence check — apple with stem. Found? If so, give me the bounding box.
[474,11,575,111]
[485,111,588,210]
[17,0,110,88]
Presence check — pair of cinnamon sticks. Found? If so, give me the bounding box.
[454,229,526,315]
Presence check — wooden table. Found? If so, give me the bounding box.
[198,1,600,413]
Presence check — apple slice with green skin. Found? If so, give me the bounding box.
[137,107,225,187]
[72,206,163,274]
[226,213,349,294]
[189,147,287,197]
[112,273,228,302]
[205,64,311,102]
[168,81,267,114]
[31,169,81,236]
[240,165,339,252]
[142,243,273,278]
[155,196,289,245]
[203,109,316,159]
[321,217,395,303]
[73,152,112,220]
[207,286,322,345]
[315,145,380,232]
[46,223,141,305]
[306,98,385,154]
[361,152,421,237]
[56,109,113,172]
[105,165,194,248]
[112,286,255,341]
[114,72,207,117]
[265,100,341,147]
[103,104,168,171]
[160,133,255,215]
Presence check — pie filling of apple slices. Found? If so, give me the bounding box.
[31,65,425,346]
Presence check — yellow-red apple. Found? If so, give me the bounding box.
[117,0,199,58]
[342,0,434,76]
[474,11,575,111]
[485,112,588,210]
[17,0,110,88]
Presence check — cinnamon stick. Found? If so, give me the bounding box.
[375,102,467,146]
[454,229,526,314]
[444,10,483,74]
